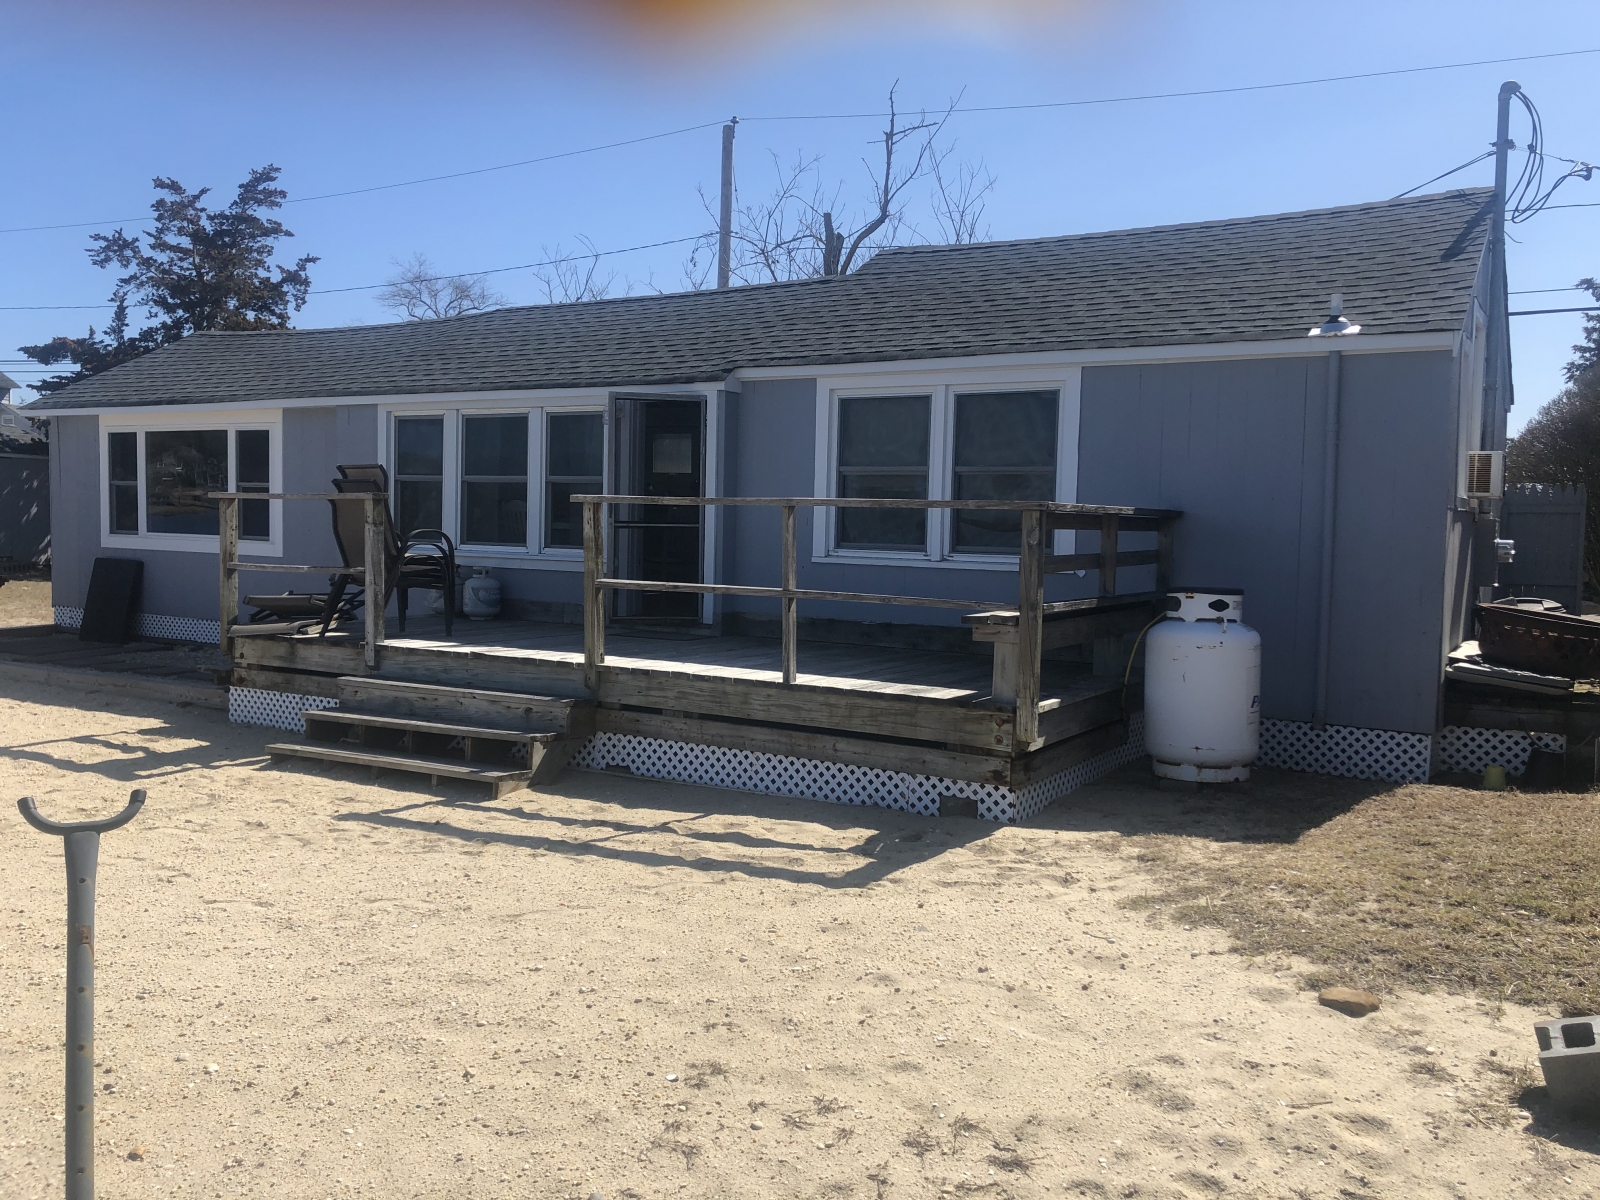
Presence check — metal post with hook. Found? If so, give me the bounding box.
[18,790,146,1200]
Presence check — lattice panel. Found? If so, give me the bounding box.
[54,605,219,644]
[1438,726,1566,777]
[1259,719,1433,783]
[229,687,339,734]
[573,712,1147,825]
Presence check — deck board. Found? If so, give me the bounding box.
[368,616,1091,705]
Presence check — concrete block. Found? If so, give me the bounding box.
[1535,1017,1600,1118]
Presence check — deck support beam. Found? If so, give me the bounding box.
[583,500,605,694]
[363,493,385,670]
[218,496,239,653]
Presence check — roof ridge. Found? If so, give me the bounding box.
[861,188,1494,266]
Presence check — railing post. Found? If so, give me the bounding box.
[1098,514,1121,598]
[583,500,605,694]
[218,496,239,654]
[781,504,798,684]
[363,493,385,669]
[1015,507,1044,747]
[1155,514,1175,593]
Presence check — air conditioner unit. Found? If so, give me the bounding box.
[1466,450,1505,499]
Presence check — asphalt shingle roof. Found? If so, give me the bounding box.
[31,188,1492,412]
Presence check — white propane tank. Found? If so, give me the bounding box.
[1144,588,1261,782]
[461,569,502,620]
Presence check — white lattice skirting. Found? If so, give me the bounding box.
[571,713,1149,825]
[1437,726,1565,777]
[229,687,339,734]
[55,605,220,644]
[1261,719,1569,782]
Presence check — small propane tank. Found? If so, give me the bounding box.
[1144,588,1261,783]
[461,569,502,620]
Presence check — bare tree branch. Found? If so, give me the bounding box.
[685,84,990,289]
[376,253,507,321]
[532,236,621,303]
[928,144,996,245]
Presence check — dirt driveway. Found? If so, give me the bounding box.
[0,677,1594,1199]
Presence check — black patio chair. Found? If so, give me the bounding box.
[323,467,457,638]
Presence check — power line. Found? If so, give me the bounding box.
[0,233,708,311]
[1392,150,1495,200]
[307,235,704,296]
[4,45,1598,238]
[1510,306,1600,315]
[1511,286,1590,294]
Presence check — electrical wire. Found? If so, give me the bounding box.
[1507,91,1596,222]
[1391,150,1495,200]
[5,45,1599,238]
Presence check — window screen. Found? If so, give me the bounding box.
[461,414,528,545]
[835,394,931,551]
[108,431,139,534]
[395,417,444,539]
[951,390,1058,553]
[545,412,603,550]
[236,429,271,541]
[145,430,228,535]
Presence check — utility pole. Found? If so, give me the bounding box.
[1487,81,1520,448]
[717,118,737,289]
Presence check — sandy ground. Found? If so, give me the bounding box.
[0,579,52,628]
[1,677,1596,1200]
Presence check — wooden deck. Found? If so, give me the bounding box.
[231,615,1138,790]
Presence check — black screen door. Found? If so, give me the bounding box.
[612,396,705,622]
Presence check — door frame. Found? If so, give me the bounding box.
[607,389,722,626]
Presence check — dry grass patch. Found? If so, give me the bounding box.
[1125,781,1600,1015]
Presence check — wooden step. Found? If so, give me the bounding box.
[306,709,565,745]
[302,707,578,787]
[335,676,594,735]
[266,741,533,799]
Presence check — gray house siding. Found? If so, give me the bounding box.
[1078,350,1459,734]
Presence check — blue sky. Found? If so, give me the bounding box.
[2,0,1596,433]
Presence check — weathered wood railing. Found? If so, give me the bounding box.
[213,492,386,668]
[577,496,1180,744]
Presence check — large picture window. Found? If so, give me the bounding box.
[394,417,445,538]
[145,429,229,535]
[835,394,931,551]
[461,414,529,546]
[545,411,603,550]
[104,422,279,549]
[950,390,1059,553]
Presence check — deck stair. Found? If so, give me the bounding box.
[265,677,595,798]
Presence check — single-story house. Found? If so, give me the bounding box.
[26,188,1518,806]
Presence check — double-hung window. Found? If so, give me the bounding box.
[825,383,1064,561]
[544,412,603,550]
[105,424,279,550]
[395,417,445,538]
[950,390,1059,554]
[835,394,932,551]
[460,414,529,546]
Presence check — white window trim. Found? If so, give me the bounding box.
[811,368,1081,570]
[99,410,284,557]
[380,393,664,574]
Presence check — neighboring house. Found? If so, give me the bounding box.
[0,374,50,566]
[27,189,1509,792]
